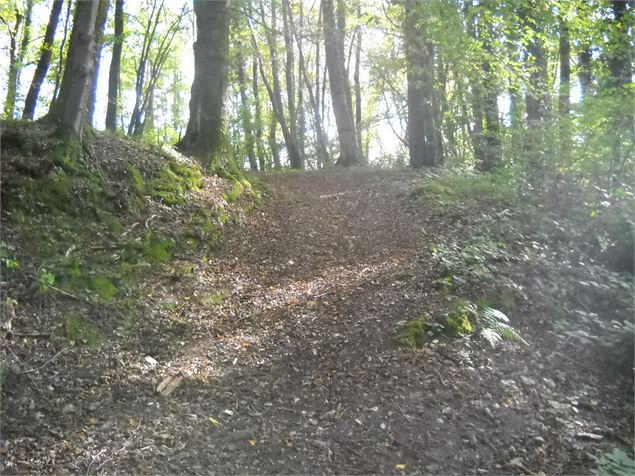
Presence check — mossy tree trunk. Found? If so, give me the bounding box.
[176,0,231,160]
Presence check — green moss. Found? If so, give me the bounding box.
[398,319,433,348]
[88,276,118,301]
[146,160,203,206]
[146,233,174,263]
[443,310,473,337]
[128,166,145,191]
[66,312,100,346]
[223,181,244,203]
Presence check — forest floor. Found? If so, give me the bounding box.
[2,165,633,474]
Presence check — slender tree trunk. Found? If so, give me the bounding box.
[49,0,101,139]
[254,0,302,168]
[176,0,231,159]
[558,15,570,118]
[105,0,124,131]
[237,52,258,171]
[282,0,297,147]
[23,0,64,120]
[269,118,281,169]
[322,0,361,167]
[87,0,111,127]
[128,0,163,136]
[52,0,72,103]
[289,2,328,168]
[252,54,266,170]
[354,1,364,162]
[523,2,548,124]
[578,46,592,100]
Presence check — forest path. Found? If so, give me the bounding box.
[9,169,626,474]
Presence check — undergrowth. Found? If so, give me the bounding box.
[410,168,634,375]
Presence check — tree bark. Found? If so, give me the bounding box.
[22,0,64,120]
[322,0,361,167]
[49,0,101,139]
[176,0,231,159]
[105,0,124,131]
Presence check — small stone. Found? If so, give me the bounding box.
[534,436,545,445]
[435,418,444,425]
[509,457,524,467]
[144,356,158,367]
[441,406,452,415]
[520,376,536,386]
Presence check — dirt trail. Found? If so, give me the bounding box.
[4,170,630,474]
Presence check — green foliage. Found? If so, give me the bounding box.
[592,449,635,476]
[31,268,56,295]
[432,235,512,294]
[65,313,100,346]
[0,243,19,269]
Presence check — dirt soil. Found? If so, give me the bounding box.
[2,169,633,474]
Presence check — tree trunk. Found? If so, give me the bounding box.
[105,0,124,131]
[252,53,266,170]
[608,0,633,92]
[558,14,570,118]
[237,52,258,171]
[288,1,328,168]
[254,0,303,169]
[322,0,361,167]
[523,2,548,124]
[128,0,163,136]
[269,117,281,169]
[176,0,231,159]
[578,46,592,100]
[87,0,111,127]
[404,1,440,168]
[49,0,101,139]
[353,1,364,162]
[22,0,64,120]
[52,0,72,103]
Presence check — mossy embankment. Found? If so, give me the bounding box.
[0,121,259,348]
